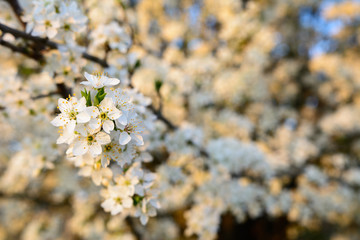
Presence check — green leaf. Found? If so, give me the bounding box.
[94,87,107,106]
[154,79,163,93]
[81,89,92,106]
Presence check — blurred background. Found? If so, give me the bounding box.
[1,0,360,239]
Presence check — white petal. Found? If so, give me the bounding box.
[103,120,114,134]
[140,215,149,225]
[80,81,92,86]
[51,115,65,126]
[96,132,111,145]
[135,186,144,196]
[76,111,90,123]
[108,109,121,120]
[89,118,101,129]
[75,124,87,136]
[144,173,156,182]
[99,97,112,110]
[56,135,66,144]
[58,98,70,112]
[86,106,100,118]
[132,134,144,146]
[111,205,123,215]
[78,166,92,177]
[115,118,126,129]
[75,97,87,112]
[101,199,114,210]
[47,27,57,38]
[119,132,131,145]
[91,170,102,185]
[84,72,95,83]
[73,141,89,156]
[141,152,153,162]
[89,143,102,156]
[101,155,110,168]
[117,114,128,125]
[123,198,133,208]
[103,77,120,86]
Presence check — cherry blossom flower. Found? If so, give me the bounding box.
[88,97,122,133]
[81,72,120,88]
[116,111,144,146]
[101,185,133,215]
[51,97,90,128]
[72,126,111,157]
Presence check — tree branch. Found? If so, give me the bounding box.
[0,38,44,61]
[0,23,108,67]
[5,0,26,28]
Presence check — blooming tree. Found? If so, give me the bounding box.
[1,0,360,239]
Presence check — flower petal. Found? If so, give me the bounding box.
[103,120,114,134]
[99,97,112,110]
[101,155,110,168]
[58,98,70,112]
[132,134,144,146]
[89,118,101,129]
[108,109,121,120]
[89,143,102,156]
[75,97,87,112]
[76,111,90,123]
[101,199,114,210]
[86,106,100,118]
[103,77,120,86]
[122,198,133,208]
[91,170,102,185]
[51,115,66,127]
[140,214,149,225]
[119,132,131,145]
[117,114,128,125]
[73,140,89,156]
[96,131,111,145]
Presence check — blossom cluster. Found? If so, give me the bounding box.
[51,72,160,225]
[23,0,87,41]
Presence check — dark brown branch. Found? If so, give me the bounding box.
[5,0,26,28]
[82,52,109,68]
[31,91,59,100]
[148,104,177,130]
[0,23,56,48]
[0,23,108,67]
[0,38,44,61]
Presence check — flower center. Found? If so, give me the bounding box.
[64,23,71,31]
[69,110,77,120]
[124,124,135,133]
[45,20,52,27]
[100,112,108,120]
[115,197,123,204]
[104,144,112,152]
[87,135,94,143]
